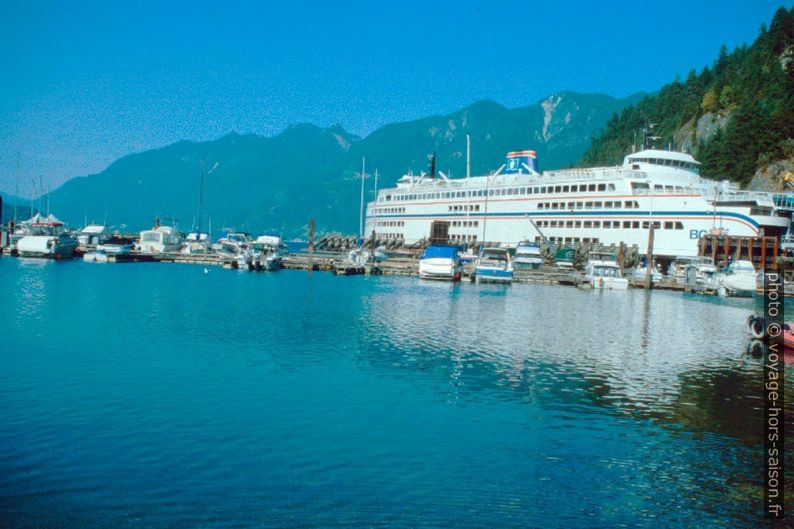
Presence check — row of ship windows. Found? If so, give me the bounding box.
[541,236,600,244]
[451,234,478,241]
[631,158,699,171]
[632,182,692,193]
[380,233,403,239]
[538,200,640,210]
[381,182,618,202]
[536,220,685,230]
[449,204,481,212]
[373,207,407,215]
[451,220,479,227]
[374,221,405,227]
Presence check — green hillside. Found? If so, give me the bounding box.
[36,91,642,237]
[580,6,794,187]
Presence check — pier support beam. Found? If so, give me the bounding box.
[307,219,315,272]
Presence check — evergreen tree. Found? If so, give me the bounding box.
[578,6,794,186]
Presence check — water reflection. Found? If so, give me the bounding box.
[356,278,792,445]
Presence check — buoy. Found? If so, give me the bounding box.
[748,316,765,339]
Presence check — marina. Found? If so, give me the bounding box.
[3,3,794,528]
[4,213,794,297]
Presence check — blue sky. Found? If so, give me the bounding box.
[0,0,790,194]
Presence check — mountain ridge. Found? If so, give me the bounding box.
[1,91,645,236]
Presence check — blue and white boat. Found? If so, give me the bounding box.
[475,247,513,284]
[419,245,462,281]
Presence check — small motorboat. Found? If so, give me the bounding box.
[718,260,757,297]
[347,247,388,265]
[474,247,513,284]
[419,245,462,281]
[585,258,629,290]
[631,264,663,284]
[554,246,576,269]
[513,241,543,270]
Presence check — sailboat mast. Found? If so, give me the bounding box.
[13,153,19,223]
[466,135,471,245]
[359,156,366,240]
[197,160,204,234]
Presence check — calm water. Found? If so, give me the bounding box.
[0,258,790,528]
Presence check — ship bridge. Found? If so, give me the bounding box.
[624,149,700,174]
[773,194,794,211]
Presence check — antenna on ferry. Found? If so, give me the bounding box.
[13,152,19,223]
[466,134,471,179]
[428,152,436,179]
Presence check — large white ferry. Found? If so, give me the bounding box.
[365,149,794,258]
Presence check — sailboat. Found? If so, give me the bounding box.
[182,160,218,254]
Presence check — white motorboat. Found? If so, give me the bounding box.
[15,213,78,259]
[513,241,543,270]
[631,264,663,283]
[138,225,182,253]
[347,247,388,266]
[419,245,462,281]
[246,235,288,271]
[585,256,629,289]
[718,260,757,297]
[76,224,111,248]
[181,231,211,254]
[17,234,79,259]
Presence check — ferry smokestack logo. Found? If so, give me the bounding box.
[504,150,537,174]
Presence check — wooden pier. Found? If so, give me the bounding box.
[110,251,224,266]
[698,234,781,270]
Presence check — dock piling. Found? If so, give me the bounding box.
[644,225,655,290]
[307,219,315,272]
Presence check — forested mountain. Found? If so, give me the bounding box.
[580,6,794,188]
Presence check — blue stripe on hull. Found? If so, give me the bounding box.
[369,209,760,229]
[475,268,513,280]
